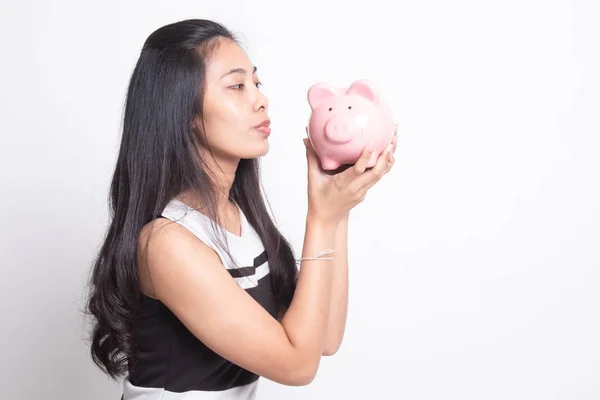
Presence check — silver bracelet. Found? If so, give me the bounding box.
[295,249,335,264]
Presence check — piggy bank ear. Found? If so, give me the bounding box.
[347,80,380,104]
[307,83,338,109]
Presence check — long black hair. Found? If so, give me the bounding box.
[84,19,298,380]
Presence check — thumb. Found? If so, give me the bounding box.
[303,138,321,174]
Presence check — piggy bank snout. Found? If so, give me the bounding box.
[324,117,359,144]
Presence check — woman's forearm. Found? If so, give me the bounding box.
[322,213,349,355]
[280,215,337,374]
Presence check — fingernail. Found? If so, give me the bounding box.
[387,144,393,153]
[367,142,374,152]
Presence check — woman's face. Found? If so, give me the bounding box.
[198,39,271,161]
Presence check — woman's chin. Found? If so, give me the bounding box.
[241,141,269,159]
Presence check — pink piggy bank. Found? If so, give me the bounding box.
[306,79,395,170]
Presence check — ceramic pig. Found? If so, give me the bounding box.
[306,79,395,170]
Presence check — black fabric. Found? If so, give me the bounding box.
[227,251,268,278]
[128,251,277,393]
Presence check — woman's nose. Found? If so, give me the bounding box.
[254,88,269,111]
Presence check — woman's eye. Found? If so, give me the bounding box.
[230,82,262,90]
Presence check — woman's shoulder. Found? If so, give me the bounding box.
[138,212,221,265]
[137,215,222,298]
[138,215,185,247]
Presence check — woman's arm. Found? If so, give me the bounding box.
[321,213,349,355]
[140,213,337,387]
[279,214,349,356]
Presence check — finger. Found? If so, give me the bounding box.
[351,142,375,175]
[304,138,313,160]
[382,142,395,173]
[304,138,323,176]
[384,147,395,174]
[392,134,398,154]
[377,143,394,176]
[304,138,315,160]
[352,144,393,189]
[304,138,316,172]
[335,142,374,186]
[361,154,393,193]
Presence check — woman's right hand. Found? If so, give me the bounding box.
[303,128,397,225]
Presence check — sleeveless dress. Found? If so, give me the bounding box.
[121,199,278,399]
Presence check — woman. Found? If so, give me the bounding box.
[86,18,397,399]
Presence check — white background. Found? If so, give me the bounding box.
[1,0,599,399]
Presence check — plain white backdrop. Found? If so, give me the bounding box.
[1,0,598,399]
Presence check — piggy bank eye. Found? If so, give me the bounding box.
[348,106,352,109]
[328,107,332,111]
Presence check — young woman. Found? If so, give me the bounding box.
[86,18,397,400]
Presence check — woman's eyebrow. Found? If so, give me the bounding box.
[220,66,257,79]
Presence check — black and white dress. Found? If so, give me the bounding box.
[122,199,278,399]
